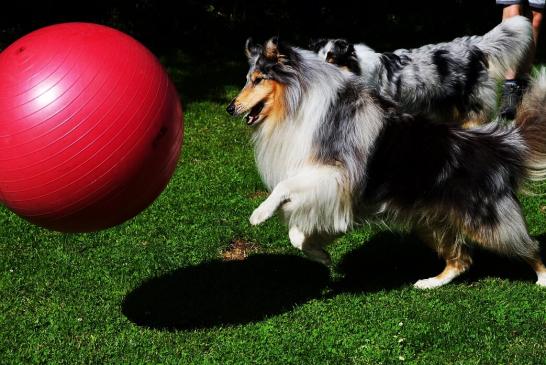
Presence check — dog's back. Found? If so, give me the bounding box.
[362,115,527,228]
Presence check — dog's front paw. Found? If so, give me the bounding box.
[249,204,274,225]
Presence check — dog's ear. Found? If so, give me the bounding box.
[245,37,263,59]
[335,39,353,56]
[265,37,279,59]
[264,37,291,64]
[346,43,356,56]
[308,38,328,52]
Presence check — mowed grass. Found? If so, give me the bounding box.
[1,59,546,364]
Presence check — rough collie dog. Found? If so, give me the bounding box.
[226,37,546,289]
[309,16,532,125]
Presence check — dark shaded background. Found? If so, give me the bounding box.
[1,1,544,61]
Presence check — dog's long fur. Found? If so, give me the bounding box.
[310,16,533,125]
[227,37,546,288]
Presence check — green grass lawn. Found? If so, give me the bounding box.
[1,57,546,364]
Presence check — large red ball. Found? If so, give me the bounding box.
[0,23,183,232]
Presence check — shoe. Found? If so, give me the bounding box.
[499,79,527,120]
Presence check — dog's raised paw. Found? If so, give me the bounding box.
[249,205,273,225]
[413,277,447,289]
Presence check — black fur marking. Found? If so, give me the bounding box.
[380,52,411,81]
[362,116,527,227]
[394,76,403,101]
[462,47,488,110]
[432,49,450,81]
[313,79,370,178]
[412,47,488,117]
[501,28,517,45]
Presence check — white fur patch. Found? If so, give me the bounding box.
[289,226,305,250]
[537,271,546,287]
[414,266,463,289]
[414,277,453,289]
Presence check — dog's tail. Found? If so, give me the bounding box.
[477,15,533,79]
[517,68,546,181]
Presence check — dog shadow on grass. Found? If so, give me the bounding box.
[332,232,443,293]
[332,231,544,294]
[122,232,545,331]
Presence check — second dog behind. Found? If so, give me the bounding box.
[310,16,533,125]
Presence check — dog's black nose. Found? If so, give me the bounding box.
[226,102,236,115]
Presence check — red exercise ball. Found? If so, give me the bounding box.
[0,23,183,232]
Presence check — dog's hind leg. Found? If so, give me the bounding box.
[528,256,546,286]
[289,226,334,266]
[466,228,546,287]
[414,227,473,289]
[463,195,546,287]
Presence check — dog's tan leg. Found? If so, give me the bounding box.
[414,228,472,289]
[527,255,546,286]
[468,231,546,287]
[462,109,490,129]
[289,226,333,266]
[461,119,481,129]
[461,196,546,287]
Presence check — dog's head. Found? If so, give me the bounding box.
[309,38,360,74]
[226,37,298,127]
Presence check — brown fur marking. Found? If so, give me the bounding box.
[416,226,473,277]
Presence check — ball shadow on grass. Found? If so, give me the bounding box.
[121,254,330,331]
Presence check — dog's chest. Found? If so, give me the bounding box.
[254,125,313,190]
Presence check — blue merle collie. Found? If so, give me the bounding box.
[226,37,546,289]
[310,16,532,126]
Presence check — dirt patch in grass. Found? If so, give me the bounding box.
[221,239,260,261]
[248,191,269,200]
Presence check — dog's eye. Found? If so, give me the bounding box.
[254,77,263,85]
